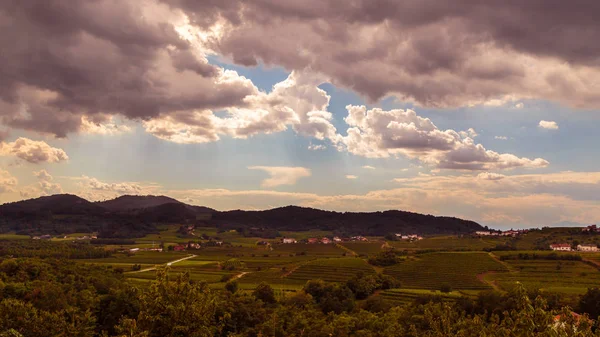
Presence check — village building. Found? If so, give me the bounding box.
[282,237,297,244]
[173,245,186,251]
[350,236,368,242]
[550,244,572,251]
[321,237,332,244]
[307,238,319,244]
[475,231,492,236]
[129,248,140,252]
[333,236,342,242]
[582,224,599,232]
[577,244,599,252]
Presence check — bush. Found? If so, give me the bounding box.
[253,282,276,304]
[225,280,238,294]
[440,283,453,293]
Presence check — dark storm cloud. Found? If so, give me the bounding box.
[172,0,600,107]
[0,0,256,137]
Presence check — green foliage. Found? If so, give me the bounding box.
[225,280,238,294]
[368,250,404,266]
[578,287,600,319]
[253,282,276,304]
[440,283,453,293]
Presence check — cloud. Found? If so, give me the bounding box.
[176,1,600,109]
[308,143,326,151]
[346,175,358,179]
[459,128,478,138]
[0,137,68,164]
[495,136,508,140]
[539,120,559,130]
[477,172,506,181]
[248,166,311,187]
[80,116,132,135]
[362,165,376,170]
[143,70,337,144]
[337,105,548,170]
[0,170,17,193]
[0,0,256,137]
[514,103,524,109]
[34,170,63,195]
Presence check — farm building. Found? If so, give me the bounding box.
[577,244,599,252]
[582,225,599,232]
[307,238,319,244]
[321,237,332,244]
[173,245,186,251]
[351,236,368,242]
[550,244,572,251]
[282,237,297,244]
[129,248,140,252]
[333,236,342,242]
[475,231,494,236]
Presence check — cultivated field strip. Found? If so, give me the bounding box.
[384,252,508,290]
[286,257,376,283]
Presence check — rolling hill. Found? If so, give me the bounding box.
[0,195,484,237]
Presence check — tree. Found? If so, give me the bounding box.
[440,283,452,293]
[578,287,600,319]
[134,268,220,337]
[253,282,276,304]
[225,280,238,294]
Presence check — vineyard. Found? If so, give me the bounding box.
[378,289,464,306]
[286,257,376,283]
[488,259,600,294]
[384,252,508,290]
[338,242,383,256]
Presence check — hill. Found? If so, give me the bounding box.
[0,194,105,216]
[0,195,484,237]
[212,205,483,235]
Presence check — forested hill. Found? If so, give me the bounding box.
[0,195,484,237]
[212,205,484,235]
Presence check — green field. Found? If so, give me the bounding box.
[338,242,383,256]
[389,236,506,251]
[378,288,465,305]
[488,259,600,294]
[384,252,508,290]
[286,257,376,283]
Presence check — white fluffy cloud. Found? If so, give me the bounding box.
[34,170,63,195]
[308,143,326,151]
[143,70,337,144]
[346,175,358,179]
[337,105,548,170]
[0,170,17,193]
[248,166,311,187]
[539,120,559,130]
[0,138,68,164]
[362,166,376,170]
[81,116,132,135]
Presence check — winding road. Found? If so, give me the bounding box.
[127,254,197,274]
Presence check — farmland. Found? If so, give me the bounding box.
[286,257,376,283]
[384,252,508,290]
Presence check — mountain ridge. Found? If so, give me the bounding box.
[0,194,485,237]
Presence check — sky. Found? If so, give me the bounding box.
[1,1,599,230]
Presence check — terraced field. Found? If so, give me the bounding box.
[384,252,508,290]
[286,257,376,283]
[488,259,600,294]
[338,242,383,256]
[389,236,504,251]
[378,289,464,305]
[79,251,191,265]
[270,243,346,257]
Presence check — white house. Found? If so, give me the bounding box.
[333,236,342,242]
[550,244,572,251]
[475,231,492,236]
[282,237,297,244]
[577,244,599,252]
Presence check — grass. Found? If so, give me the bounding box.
[270,243,346,257]
[79,251,191,265]
[488,259,600,294]
[0,232,30,240]
[338,242,383,256]
[384,252,508,290]
[389,236,505,251]
[378,288,465,305]
[286,257,376,283]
